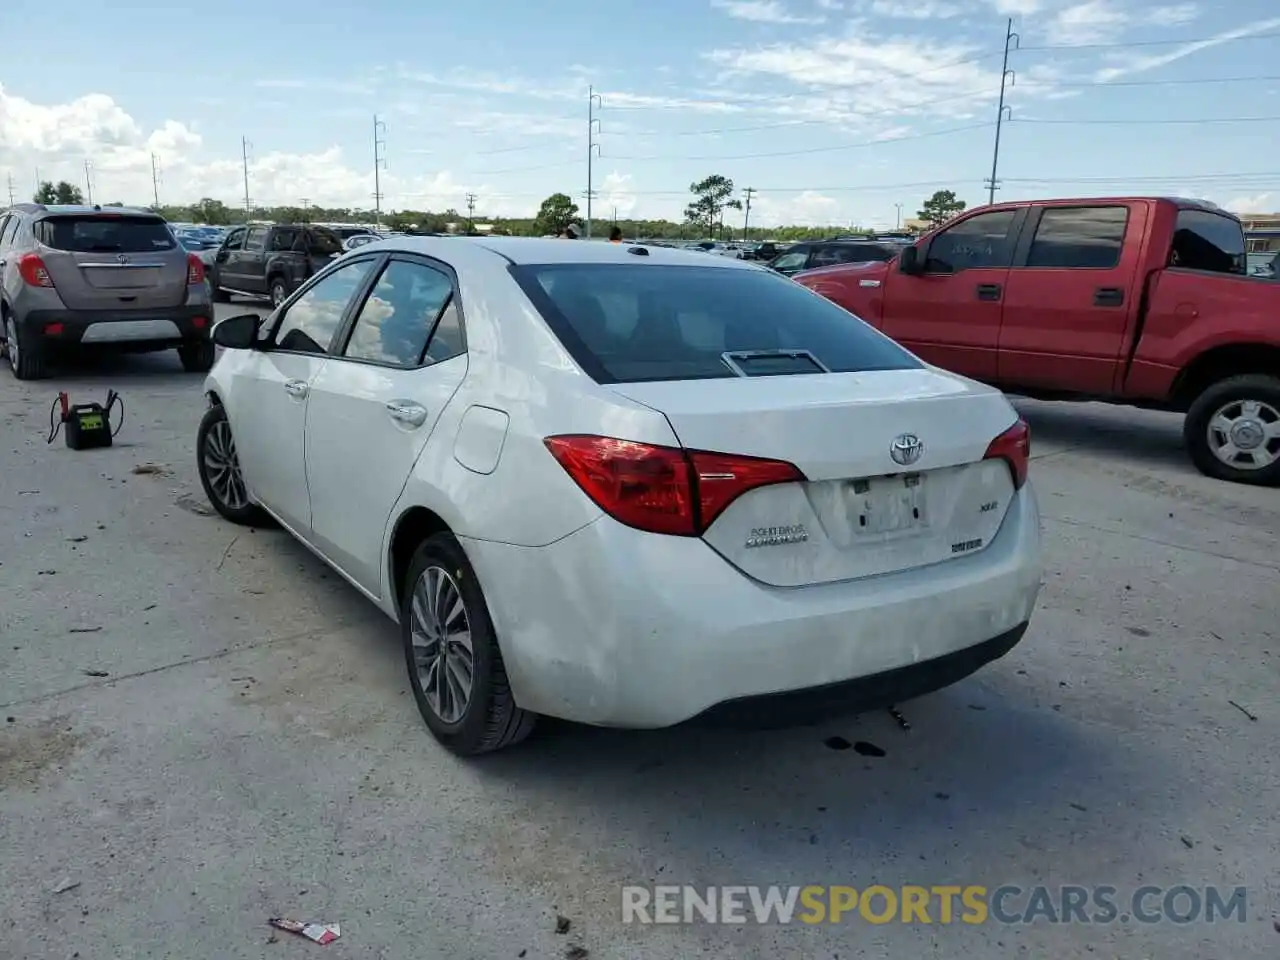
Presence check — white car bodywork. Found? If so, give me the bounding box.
[204,237,1042,730]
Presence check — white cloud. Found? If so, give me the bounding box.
[1221,192,1277,214]
[1044,0,1129,46]
[816,0,844,8]
[710,0,825,23]
[1147,3,1198,26]
[753,190,843,226]
[987,0,1042,13]
[1095,15,1280,81]
[599,171,637,217]
[861,0,967,18]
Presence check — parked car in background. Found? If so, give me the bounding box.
[343,233,381,253]
[769,239,907,276]
[1246,251,1277,278]
[0,203,215,378]
[208,223,345,306]
[796,197,1280,485]
[197,237,1042,755]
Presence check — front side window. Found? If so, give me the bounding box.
[272,258,378,355]
[925,210,1019,273]
[512,263,920,384]
[342,259,455,367]
[222,227,246,250]
[1026,206,1128,269]
[1170,209,1246,275]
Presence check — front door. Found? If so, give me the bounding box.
[230,255,382,534]
[213,227,247,290]
[878,207,1026,381]
[998,203,1141,393]
[303,255,469,595]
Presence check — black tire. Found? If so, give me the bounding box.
[178,340,216,373]
[196,404,267,525]
[3,310,47,381]
[401,533,535,756]
[269,276,289,308]
[1183,374,1280,486]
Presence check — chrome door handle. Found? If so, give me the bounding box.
[385,399,428,427]
[284,379,309,399]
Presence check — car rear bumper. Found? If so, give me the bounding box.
[462,481,1043,728]
[18,304,213,346]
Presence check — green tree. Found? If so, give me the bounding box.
[192,198,234,225]
[53,181,84,204]
[532,192,579,236]
[33,181,57,204]
[685,174,740,239]
[917,190,966,228]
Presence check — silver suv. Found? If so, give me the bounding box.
[0,203,215,380]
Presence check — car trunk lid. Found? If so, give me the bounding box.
[610,370,1022,586]
[35,214,189,310]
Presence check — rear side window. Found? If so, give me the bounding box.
[0,216,18,248]
[1026,206,1128,268]
[342,259,455,367]
[270,228,300,251]
[812,244,896,267]
[306,229,343,256]
[1170,210,1246,275]
[511,263,920,384]
[34,215,176,253]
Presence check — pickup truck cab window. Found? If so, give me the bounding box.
[925,210,1019,273]
[1026,206,1128,269]
[1170,210,1246,275]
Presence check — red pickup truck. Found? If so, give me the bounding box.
[795,197,1280,485]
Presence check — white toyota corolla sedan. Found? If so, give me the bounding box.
[197,236,1042,755]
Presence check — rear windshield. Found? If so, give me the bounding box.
[306,228,344,255]
[34,215,176,253]
[511,263,921,384]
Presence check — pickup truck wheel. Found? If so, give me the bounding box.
[1184,374,1280,485]
[269,277,289,307]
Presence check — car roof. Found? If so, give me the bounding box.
[363,235,762,271]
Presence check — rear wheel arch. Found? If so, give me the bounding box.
[389,506,455,614]
[1172,343,1280,410]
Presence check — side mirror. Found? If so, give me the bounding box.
[898,245,923,275]
[212,313,261,350]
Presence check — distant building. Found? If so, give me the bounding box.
[1240,212,1280,254]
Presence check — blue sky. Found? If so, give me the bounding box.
[1,0,1277,227]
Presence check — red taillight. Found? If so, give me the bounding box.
[192,315,208,329]
[544,435,805,536]
[984,418,1030,489]
[44,322,64,336]
[187,254,206,285]
[18,254,54,288]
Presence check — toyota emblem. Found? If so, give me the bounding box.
[116,253,130,265]
[889,433,924,466]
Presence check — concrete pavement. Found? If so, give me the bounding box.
[1,303,1276,959]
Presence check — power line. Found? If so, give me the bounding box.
[373,115,387,230]
[1014,115,1280,125]
[608,121,994,162]
[1057,73,1280,88]
[241,137,253,215]
[587,85,602,239]
[1017,29,1280,52]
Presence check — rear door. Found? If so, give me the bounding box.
[878,207,1027,381]
[32,213,188,310]
[303,255,468,593]
[998,202,1143,393]
[238,226,269,293]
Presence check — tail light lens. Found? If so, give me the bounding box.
[544,435,805,536]
[187,254,206,285]
[18,254,54,288]
[984,418,1030,489]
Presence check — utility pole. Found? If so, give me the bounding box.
[464,192,477,233]
[242,137,253,217]
[150,153,161,208]
[84,160,94,205]
[895,203,903,229]
[986,17,1019,205]
[586,85,602,240]
[742,187,756,242]
[300,198,311,222]
[373,115,387,231]
[6,174,14,207]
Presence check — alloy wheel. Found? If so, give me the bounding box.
[203,419,249,510]
[409,565,475,724]
[1205,398,1280,471]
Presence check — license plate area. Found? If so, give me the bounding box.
[846,472,927,537]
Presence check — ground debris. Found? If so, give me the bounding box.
[68,627,103,635]
[52,878,81,895]
[1228,700,1258,722]
[132,463,170,476]
[267,918,340,945]
[1180,836,1194,849]
[555,914,571,934]
[565,947,589,960]
[887,705,910,730]
[82,670,109,678]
